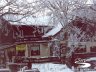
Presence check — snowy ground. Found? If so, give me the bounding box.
[1,62,95,72]
[32,63,74,72]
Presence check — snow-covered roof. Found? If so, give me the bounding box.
[42,23,63,37]
[3,14,53,26]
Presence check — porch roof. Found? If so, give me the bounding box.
[42,23,62,37]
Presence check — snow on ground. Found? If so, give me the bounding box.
[86,57,96,61]
[32,63,74,72]
[0,68,10,71]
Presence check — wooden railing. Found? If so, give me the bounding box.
[14,56,65,64]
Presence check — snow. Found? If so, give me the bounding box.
[86,71,96,72]
[3,15,53,26]
[32,63,73,72]
[43,23,62,37]
[18,63,96,72]
[86,57,96,61]
[75,61,91,68]
[86,0,94,5]
[0,68,10,71]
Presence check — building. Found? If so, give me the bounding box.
[0,15,55,65]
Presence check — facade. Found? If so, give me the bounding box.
[0,17,53,66]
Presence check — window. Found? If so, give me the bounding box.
[16,44,26,56]
[29,44,40,56]
[91,46,96,52]
[0,50,5,64]
[75,45,86,53]
[75,48,86,53]
[60,44,67,55]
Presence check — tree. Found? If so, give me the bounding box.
[37,0,96,64]
[0,0,42,22]
[38,0,96,41]
[38,0,88,26]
